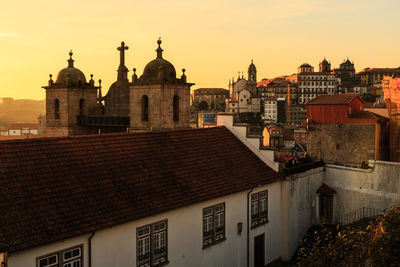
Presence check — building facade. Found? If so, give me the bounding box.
[306,94,389,166]
[192,88,229,112]
[43,39,193,136]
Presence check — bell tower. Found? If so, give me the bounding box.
[129,39,194,130]
[43,51,100,136]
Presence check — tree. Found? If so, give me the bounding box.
[296,206,400,266]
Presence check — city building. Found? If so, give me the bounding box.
[333,58,357,88]
[0,123,38,136]
[43,39,192,136]
[192,88,229,112]
[297,62,339,104]
[263,97,277,122]
[382,75,400,162]
[258,77,298,104]
[227,61,261,114]
[357,67,400,87]
[306,94,389,166]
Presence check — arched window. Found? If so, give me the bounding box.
[173,95,179,122]
[79,99,85,115]
[141,95,149,121]
[54,99,60,119]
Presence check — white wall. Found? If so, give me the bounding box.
[325,160,400,222]
[216,114,279,172]
[8,183,282,267]
[281,167,324,260]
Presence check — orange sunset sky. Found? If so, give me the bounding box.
[1,0,400,100]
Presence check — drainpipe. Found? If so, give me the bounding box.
[247,187,254,267]
[88,232,95,267]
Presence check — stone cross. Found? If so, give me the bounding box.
[117,41,129,67]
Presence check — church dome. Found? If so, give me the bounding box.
[55,51,87,86]
[140,39,177,82]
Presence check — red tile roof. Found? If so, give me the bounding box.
[0,126,282,252]
[306,94,365,105]
[7,123,38,130]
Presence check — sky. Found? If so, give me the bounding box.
[1,0,400,99]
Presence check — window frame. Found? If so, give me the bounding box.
[136,220,168,267]
[251,190,269,229]
[202,202,226,248]
[36,245,83,267]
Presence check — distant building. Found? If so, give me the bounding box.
[306,94,389,166]
[192,88,229,112]
[0,123,38,136]
[333,59,357,88]
[258,77,298,104]
[297,62,339,104]
[263,97,277,122]
[357,67,400,87]
[227,61,261,114]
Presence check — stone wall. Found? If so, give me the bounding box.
[307,123,376,167]
[130,83,190,130]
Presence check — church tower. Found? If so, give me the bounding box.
[319,58,331,72]
[129,39,194,130]
[104,41,130,115]
[43,51,100,136]
[247,60,257,95]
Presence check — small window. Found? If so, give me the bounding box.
[141,95,149,122]
[37,245,82,267]
[54,99,60,120]
[203,203,225,247]
[251,190,268,228]
[173,95,179,122]
[137,220,168,267]
[79,99,85,116]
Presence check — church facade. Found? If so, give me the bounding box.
[43,39,193,137]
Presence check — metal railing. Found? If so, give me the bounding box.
[337,207,385,226]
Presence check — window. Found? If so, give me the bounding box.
[203,203,225,247]
[79,99,85,116]
[54,99,60,119]
[141,95,149,121]
[251,190,268,228]
[137,220,168,267]
[37,245,82,267]
[173,95,179,122]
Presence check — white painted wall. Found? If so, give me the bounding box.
[216,114,280,172]
[7,183,282,267]
[325,160,400,222]
[281,167,324,260]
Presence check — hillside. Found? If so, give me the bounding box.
[0,98,45,128]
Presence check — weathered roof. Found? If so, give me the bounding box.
[7,123,38,130]
[306,94,365,105]
[0,126,282,252]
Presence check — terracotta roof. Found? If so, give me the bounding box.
[0,127,282,252]
[194,88,229,93]
[306,94,365,105]
[357,67,400,74]
[317,183,337,195]
[7,123,38,130]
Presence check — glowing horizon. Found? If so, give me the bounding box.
[1,0,399,100]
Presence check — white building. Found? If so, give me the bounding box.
[0,123,38,136]
[0,127,283,267]
[263,97,277,122]
[296,63,340,104]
